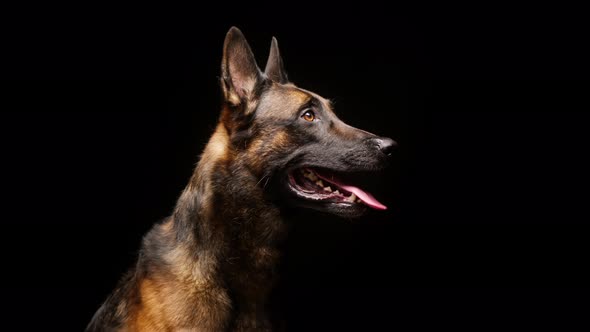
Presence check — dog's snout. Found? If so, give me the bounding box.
[372,137,397,156]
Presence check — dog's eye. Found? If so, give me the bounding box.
[301,110,316,122]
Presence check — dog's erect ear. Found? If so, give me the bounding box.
[221,27,263,106]
[264,37,288,84]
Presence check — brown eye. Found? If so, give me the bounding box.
[302,110,315,122]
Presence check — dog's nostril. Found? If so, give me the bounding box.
[375,137,397,156]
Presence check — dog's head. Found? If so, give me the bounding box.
[220,27,396,218]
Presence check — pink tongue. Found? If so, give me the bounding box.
[314,171,388,210]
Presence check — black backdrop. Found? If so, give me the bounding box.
[2,3,589,331]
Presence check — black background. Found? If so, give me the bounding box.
[2,3,589,331]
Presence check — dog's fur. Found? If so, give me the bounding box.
[87,27,395,331]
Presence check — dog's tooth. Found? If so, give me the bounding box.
[347,193,357,203]
[315,180,324,187]
[303,172,316,181]
[323,186,332,192]
[333,190,341,195]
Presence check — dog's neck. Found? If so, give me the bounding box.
[168,117,286,305]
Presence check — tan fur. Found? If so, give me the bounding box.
[196,123,230,177]
[258,85,312,118]
[127,276,231,332]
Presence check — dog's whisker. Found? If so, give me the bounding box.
[255,175,268,187]
[263,176,270,189]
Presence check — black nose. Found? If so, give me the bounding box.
[374,137,397,156]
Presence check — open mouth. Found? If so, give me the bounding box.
[287,167,387,210]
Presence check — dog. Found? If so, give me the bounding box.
[86,26,397,331]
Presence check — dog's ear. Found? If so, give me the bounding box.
[264,37,288,84]
[221,27,263,106]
